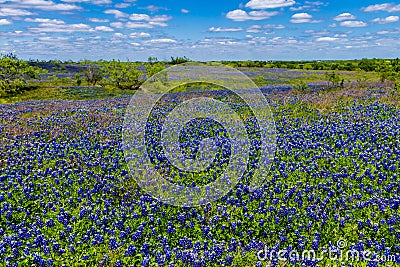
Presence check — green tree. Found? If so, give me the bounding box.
[0,53,43,96]
[146,62,166,82]
[255,75,267,87]
[84,64,103,86]
[74,73,82,86]
[100,60,143,90]
[325,71,342,87]
[170,56,190,65]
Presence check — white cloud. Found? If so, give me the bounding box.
[362,3,400,12]
[226,9,279,21]
[289,1,327,11]
[305,29,329,36]
[125,21,153,29]
[245,0,295,9]
[61,0,111,5]
[150,15,171,22]
[113,32,125,38]
[0,18,12,25]
[377,30,390,35]
[371,15,399,24]
[264,24,285,29]
[247,24,282,33]
[340,20,367,27]
[95,25,114,31]
[129,13,150,21]
[110,22,124,28]
[216,41,240,45]
[104,9,128,18]
[316,36,339,42]
[25,18,64,24]
[5,0,80,11]
[115,3,131,8]
[290,12,321,23]
[28,20,93,32]
[111,16,171,29]
[247,25,262,33]
[88,18,110,23]
[129,32,151,38]
[144,38,177,44]
[334,12,356,21]
[181,9,189,14]
[126,14,171,27]
[209,26,243,32]
[37,36,69,42]
[0,7,33,16]
[140,5,168,13]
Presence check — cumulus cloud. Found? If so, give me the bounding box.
[340,20,367,27]
[226,9,279,21]
[125,22,153,29]
[362,3,400,12]
[126,14,171,27]
[104,9,128,19]
[246,24,284,33]
[114,3,131,8]
[371,15,399,24]
[94,25,114,31]
[181,9,189,14]
[264,24,285,29]
[104,10,171,29]
[333,12,356,21]
[140,5,169,13]
[209,26,243,32]
[289,1,327,11]
[129,13,151,21]
[110,22,124,28]
[316,36,339,42]
[4,0,80,11]
[0,7,33,16]
[245,0,295,9]
[246,25,262,33]
[88,18,109,23]
[28,19,93,32]
[290,12,321,23]
[61,0,111,5]
[0,18,12,25]
[25,18,64,24]
[129,32,151,38]
[143,38,177,44]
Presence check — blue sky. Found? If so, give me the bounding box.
[1,0,400,61]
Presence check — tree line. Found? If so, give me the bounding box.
[1,54,399,97]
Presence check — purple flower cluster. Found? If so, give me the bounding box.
[0,93,399,266]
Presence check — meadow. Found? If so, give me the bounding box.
[0,59,400,267]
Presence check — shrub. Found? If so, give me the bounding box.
[0,53,43,97]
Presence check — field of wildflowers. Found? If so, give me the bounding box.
[0,66,399,267]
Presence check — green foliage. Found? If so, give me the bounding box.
[325,71,343,87]
[295,81,310,92]
[0,53,44,97]
[100,60,144,90]
[74,73,82,86]
[145,62,166,82]
[84,64,103,86]
[255,75,267,87]
[147,56,158,64]
[170,56,190,65]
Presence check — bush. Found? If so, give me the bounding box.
[0,53,43,97]
[100,60,144,90]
